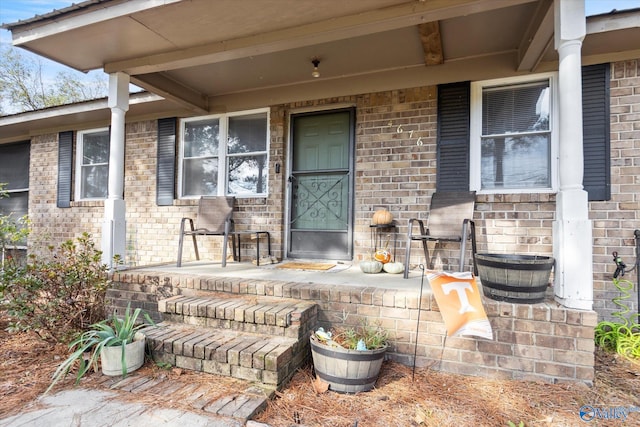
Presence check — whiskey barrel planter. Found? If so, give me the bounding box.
[310,335,387,393]
[476,253,554,304]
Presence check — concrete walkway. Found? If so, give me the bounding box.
[1,388,244,427]
[0,368,276,427]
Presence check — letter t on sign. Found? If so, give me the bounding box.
[442,282,477,314]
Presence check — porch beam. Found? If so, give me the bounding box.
[132,73,208,115]
[517,0,554,71]
[418,22,444,66]
[105,0,536,75]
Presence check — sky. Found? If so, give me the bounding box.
[1,0,640,106]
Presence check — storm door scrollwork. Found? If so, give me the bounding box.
[290,172,349,231]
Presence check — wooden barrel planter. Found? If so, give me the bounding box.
[310,335,387,393]
[476,253,554,304]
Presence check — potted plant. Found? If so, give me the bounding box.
[47,303,154,393]
[310,322,389,393]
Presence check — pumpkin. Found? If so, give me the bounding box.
[372,209,393,225]
[374,249,392,264]
[360,260,383,274]
[383,262,404,274]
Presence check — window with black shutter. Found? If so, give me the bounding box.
[57,131,73,208]
[436,82,470,192]
[157,117,176,206]
[582,64,610,201]
[437,65,610,197]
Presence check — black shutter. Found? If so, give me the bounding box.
[57,131,73,208]
[156,118,176,206]
[437,82,470,191]
[582,64,610,201]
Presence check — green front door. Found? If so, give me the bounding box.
[288,109,354,260]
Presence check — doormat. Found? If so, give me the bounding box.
[276,262,336,271]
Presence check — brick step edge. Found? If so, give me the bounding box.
[158,295,318,340]
[142,323,309,388]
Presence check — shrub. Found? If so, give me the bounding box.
[1,232,108,342]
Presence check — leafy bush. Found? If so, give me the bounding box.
[594,278,640,361]
[1,232,108,342]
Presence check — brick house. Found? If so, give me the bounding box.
[1,0,639,386]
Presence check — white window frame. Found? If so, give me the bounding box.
[74,127,110,201]
[178,108,270,199]
[470,72,559,194]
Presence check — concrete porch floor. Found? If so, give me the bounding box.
[124,260,430,292]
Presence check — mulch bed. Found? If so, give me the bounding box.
[1,319,639,426]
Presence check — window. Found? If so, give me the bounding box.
[0,141,30,219]
[470,73,557,193]
[75,128,110,200]
[179,109,269,197]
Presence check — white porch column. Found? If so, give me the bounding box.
[102,72,129,269]
[552,0,593,310]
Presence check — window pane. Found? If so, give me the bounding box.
[0,191,28,246]
[184,119,219,157]
[83,131,110,164]
[483,81,549,135]
[81,164,109,198]
[481,135,550,189]
[0,141,30,190]
[183,158,218,196]
[227,154,267,195]
[228,113,267,154]
[0,191,28,217]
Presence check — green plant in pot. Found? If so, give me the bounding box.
[47,303,154,393]
[310,321,389,393]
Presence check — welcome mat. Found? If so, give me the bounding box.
[276,262,336,271]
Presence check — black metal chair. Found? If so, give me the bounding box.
[403,191,478,278]
[177,196,235,267]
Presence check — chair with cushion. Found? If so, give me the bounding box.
[177,196,235,267]
[403,191,477,278]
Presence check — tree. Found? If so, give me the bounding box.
[0,46,107,115]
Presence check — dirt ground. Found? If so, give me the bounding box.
[1,324,638,427]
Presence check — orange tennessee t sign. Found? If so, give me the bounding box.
[427,270,493,340]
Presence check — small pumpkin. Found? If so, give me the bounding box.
[372,209,393,225]
[374,249,392,264]
[383,261,404,274]
[360,259,383,274]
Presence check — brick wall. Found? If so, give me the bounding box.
[107,272,596,384]
[28,133,102,253]
[592,59,640,321]
[26,59,640,322]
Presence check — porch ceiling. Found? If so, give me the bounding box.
[3,0,640,117]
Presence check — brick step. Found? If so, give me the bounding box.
[158,294,317,340]
[141,323,308,389]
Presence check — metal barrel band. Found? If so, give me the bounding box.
[310,342,384,362]
[482,280,548,294]
[477,258,553,271]
[315,371,377,386]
